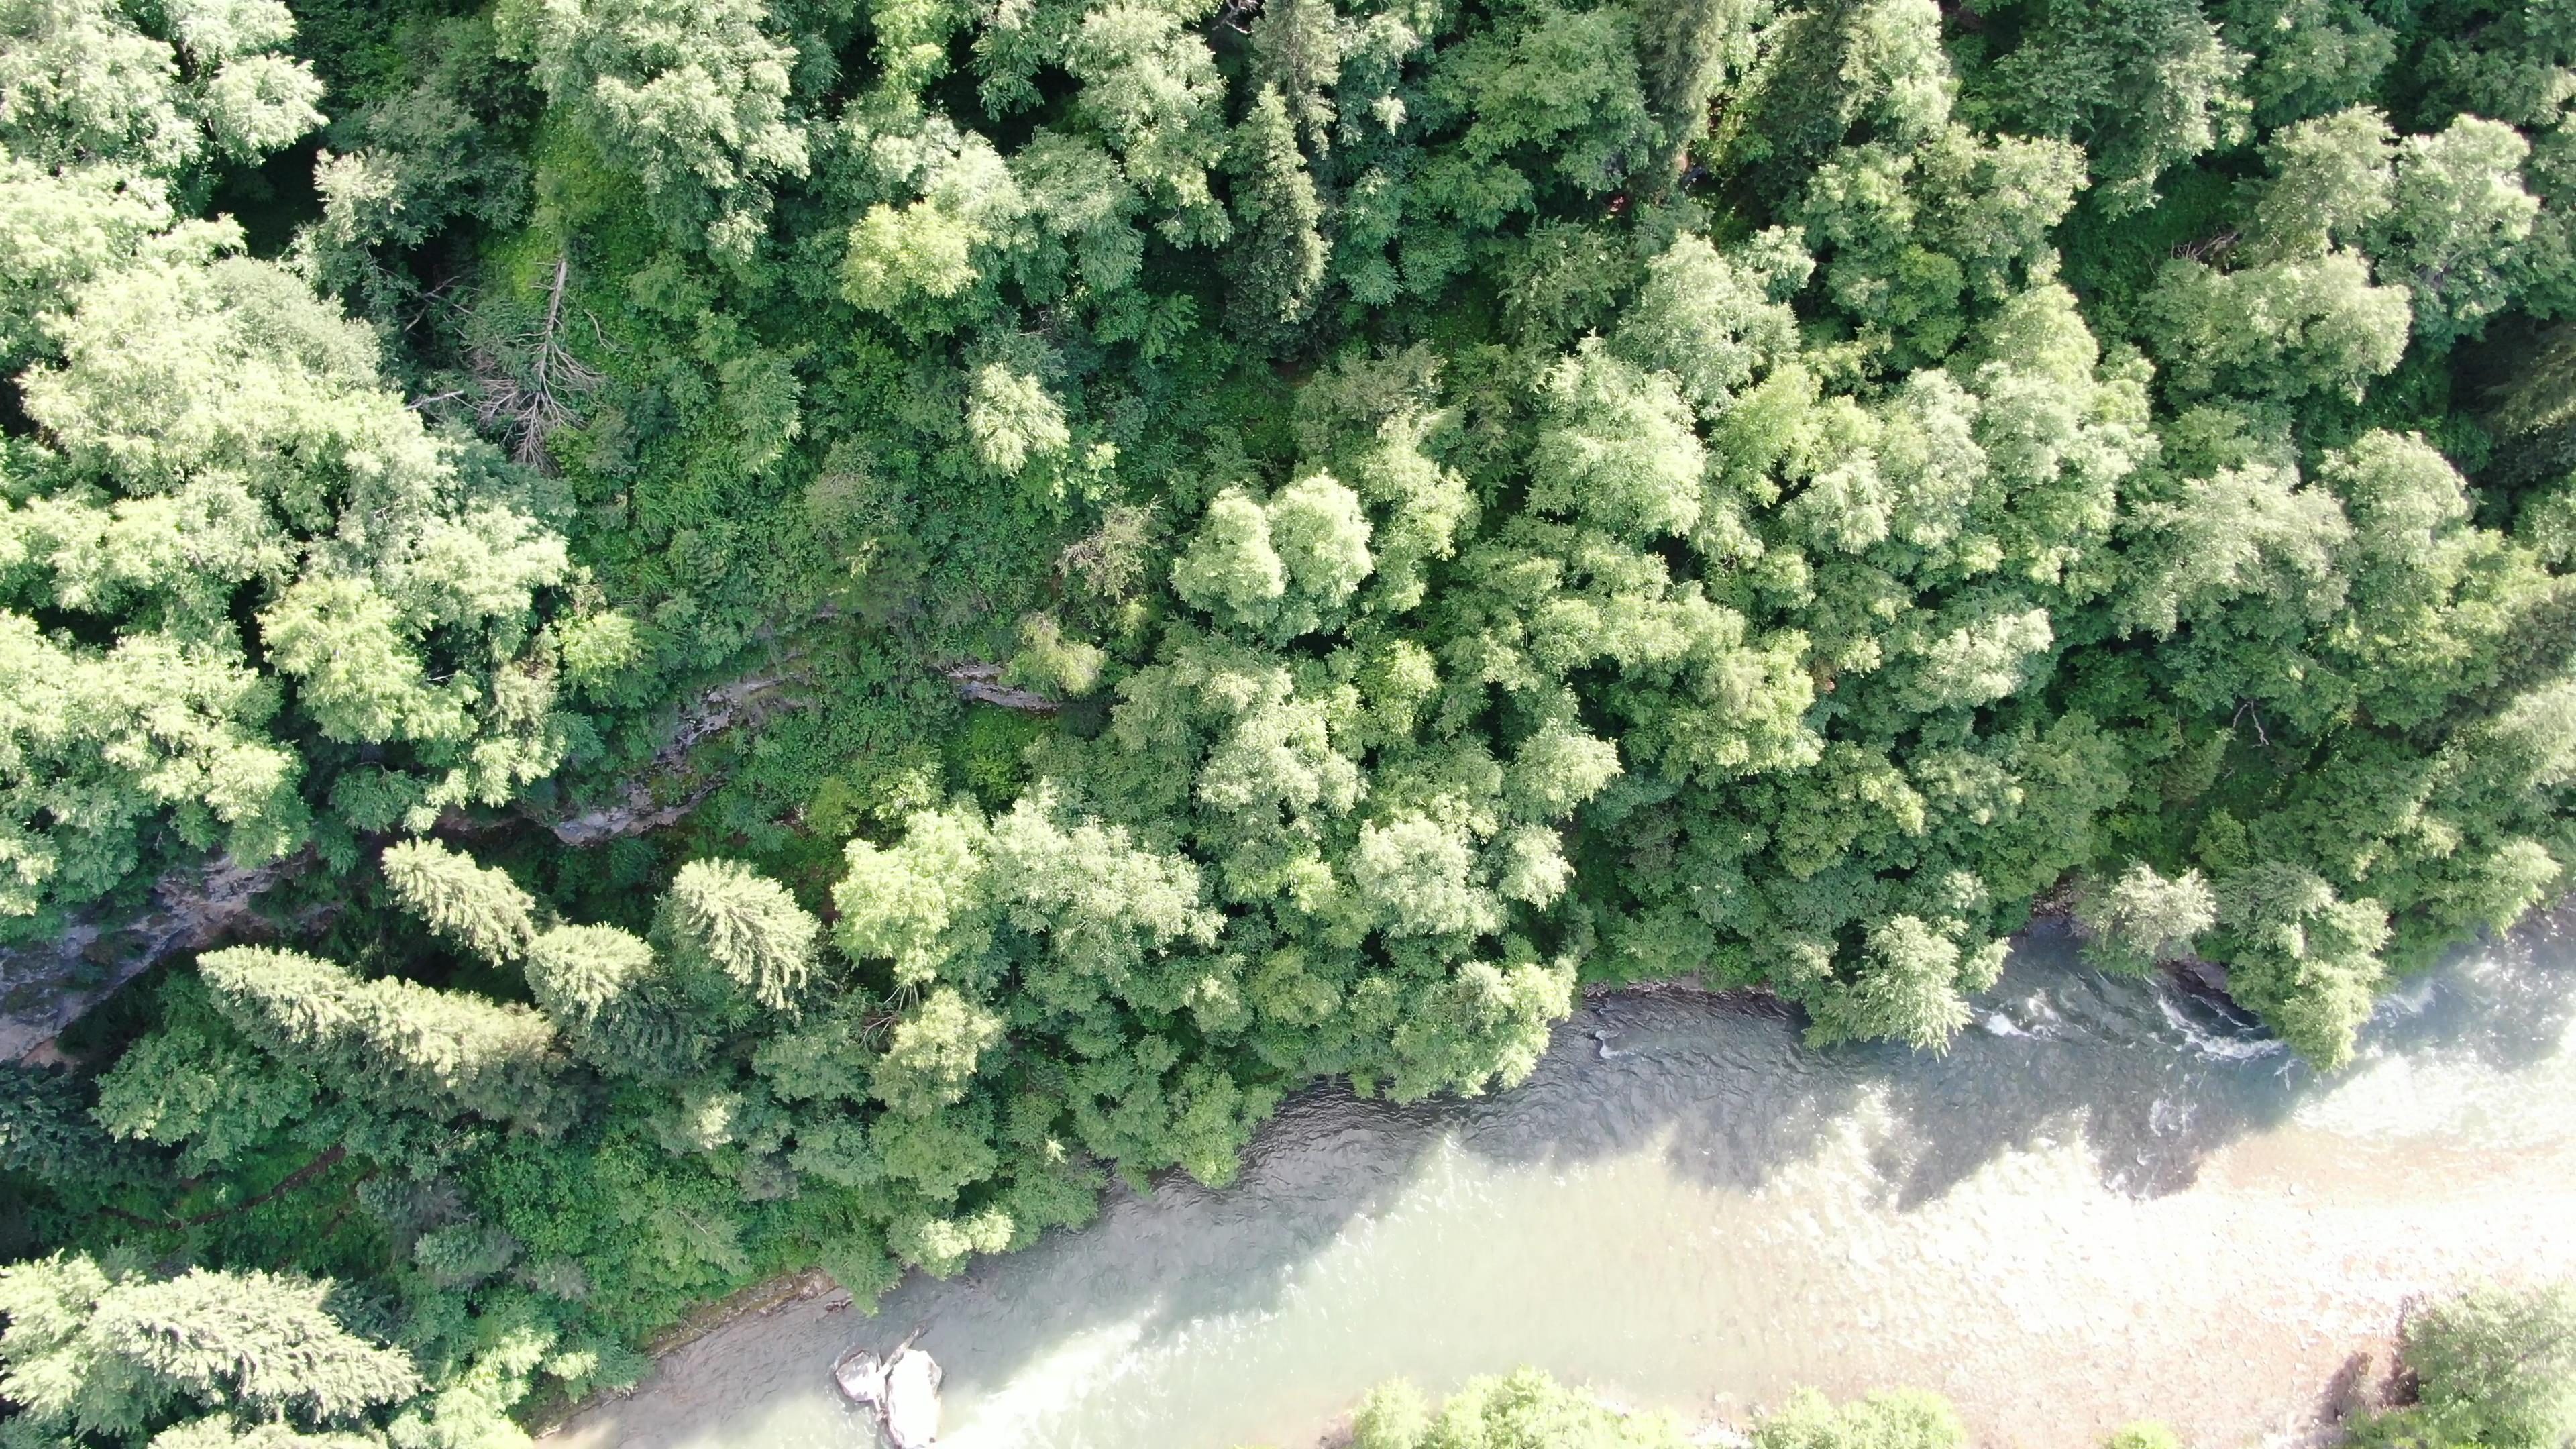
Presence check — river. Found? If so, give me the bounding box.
[549,920,2576,1449]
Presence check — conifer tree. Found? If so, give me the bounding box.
[525,924,699,1077]
[1248,0,1342,152]
[380,840,539,966]
[1225,85,1330,345]
[91,1269,420,1425]
[1633,0,1757,156]
[659,859,824,1012]
[198,947,560,1128]
[0,1256,418,1438]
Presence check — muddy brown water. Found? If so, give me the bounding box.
[551,921,2576,1449]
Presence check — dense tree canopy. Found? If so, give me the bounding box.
[6,0,2576,1434]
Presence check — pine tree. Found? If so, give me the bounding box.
[0,1255,417,1438]
[525,924,700,1077]
[91,1267,420,1424]
[1633,0,1757,158]
[1248,0,1341,153]
[198,947,561,1127]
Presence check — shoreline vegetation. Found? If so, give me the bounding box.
[7,0,2576,1436]
[1250,1283,2576,1449]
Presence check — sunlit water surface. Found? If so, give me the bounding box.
[551,921,2576,1449]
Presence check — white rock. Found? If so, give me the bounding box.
[833,1350,886,1407]
[883,1348,943,1448]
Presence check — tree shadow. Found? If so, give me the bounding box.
[1483,918,2576,1210]
[1444,925,2299,1210]
[2316,1348,2380,1438]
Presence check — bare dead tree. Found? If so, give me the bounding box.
[474,254,604,470]
[2176,230,2241,264]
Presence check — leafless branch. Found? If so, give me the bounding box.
[2177,230,2241,264]
[473,254,604,470]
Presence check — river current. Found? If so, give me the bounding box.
[550,920,2576,1449]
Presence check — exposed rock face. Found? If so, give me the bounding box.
[941,662,1059,714]
[543,672,805,844]
[1,852,305,1061]
[1,669,807,1060]
[2168,955,2233,998]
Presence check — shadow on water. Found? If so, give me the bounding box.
[1447,927,2300,1214]
[916,918,2565,1360]
[577,914,2576,1449]
[1510,916,2576,1210]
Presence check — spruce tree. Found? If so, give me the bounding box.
[198,947,560,1127]
[1633,0,1756,157]
[380,840,539,965]
[91,1268,420,1425]
[0,1256,417,1438]
[659,859,822,1011]
[525,924,700,1077]
[1224,85,1328,347]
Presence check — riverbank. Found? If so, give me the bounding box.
[531,929,2244,1440]
[546,924,2576,1449]
[527,974,1803,1435]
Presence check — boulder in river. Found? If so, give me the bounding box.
[833,1344,941,1448]
[883,1347,943,1448]
[833,1348,887,1408]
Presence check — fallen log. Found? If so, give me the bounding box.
[941,661,1059,714]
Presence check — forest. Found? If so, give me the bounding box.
[2,0,2575,1435]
